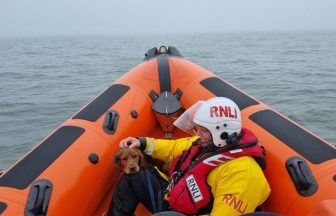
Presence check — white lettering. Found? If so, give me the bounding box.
[186,175,203,202]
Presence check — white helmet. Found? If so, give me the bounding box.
[174,97,242,147]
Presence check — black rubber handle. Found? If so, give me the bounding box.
[285,157,318,196]
[25,179,53,216]
[103,110,119,134]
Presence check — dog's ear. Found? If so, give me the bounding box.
[113,151,123,171]
[137,149,146,168]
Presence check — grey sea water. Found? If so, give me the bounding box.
[0,31,336,170]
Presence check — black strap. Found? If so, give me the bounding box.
[172,133,249,174]
[176,139,259,181]
[145,169,158,213]
[196,140,258,165]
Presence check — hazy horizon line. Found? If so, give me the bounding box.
[1,28,336,39]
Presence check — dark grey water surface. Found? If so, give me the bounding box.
[1,31,336,170]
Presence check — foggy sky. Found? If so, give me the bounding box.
[1,0,336,36]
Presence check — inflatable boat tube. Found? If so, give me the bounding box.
[0,46,335,216]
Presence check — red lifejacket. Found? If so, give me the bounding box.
[167,128,265,215]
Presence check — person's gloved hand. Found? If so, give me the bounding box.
[119,137,140,149]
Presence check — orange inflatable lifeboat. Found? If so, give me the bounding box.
[0,46,335,216]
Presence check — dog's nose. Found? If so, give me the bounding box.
[130,164,136,173]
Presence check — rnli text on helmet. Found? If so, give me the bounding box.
[210,106,238,118]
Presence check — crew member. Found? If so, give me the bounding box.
[109,97,271,216]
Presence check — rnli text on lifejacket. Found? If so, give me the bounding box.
[186,175,203,202]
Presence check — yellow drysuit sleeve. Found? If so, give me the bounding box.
[208,156,271,216]
[143,136,198,163]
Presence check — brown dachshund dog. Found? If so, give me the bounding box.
[113,148,145,174]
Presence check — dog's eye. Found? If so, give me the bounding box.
[132,155,138,159]
[121,158,127,161]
